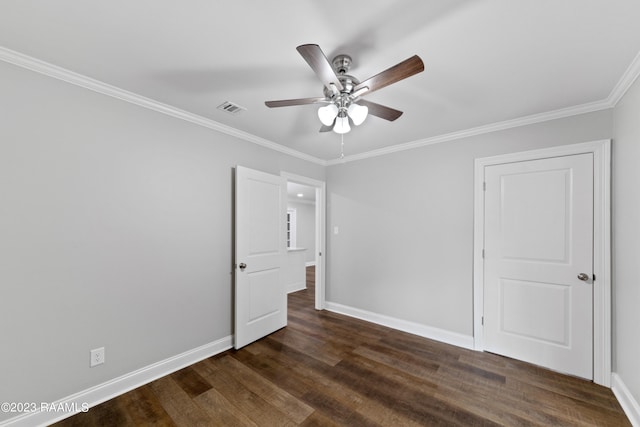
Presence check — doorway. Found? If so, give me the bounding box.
[282,172,326,310]
[473,140,611,386]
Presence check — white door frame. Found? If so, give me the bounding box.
[282,172,326,310]
[473,139,611,386]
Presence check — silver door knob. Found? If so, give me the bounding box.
[577,273,589,281]
[239,263,247,271]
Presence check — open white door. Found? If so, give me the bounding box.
[234,166,287,349]
[483,153,593,379]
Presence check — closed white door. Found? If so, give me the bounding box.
[234,166,287,349]
[483,153,593,379]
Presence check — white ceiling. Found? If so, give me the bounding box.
[1,1,639,162]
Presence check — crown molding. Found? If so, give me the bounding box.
[0,46,327,166]
[608,49,640,106]
[327,99,612,165]
[3,44,640,168]
[328,48,640,165]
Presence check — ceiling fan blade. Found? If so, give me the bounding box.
[358,99,403,121]
[265,97,325,108]
[297,44,344,92]
[354,55,424,95]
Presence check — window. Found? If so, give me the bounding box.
[287,208,297,248]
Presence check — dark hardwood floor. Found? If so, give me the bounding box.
[54,266,629,426]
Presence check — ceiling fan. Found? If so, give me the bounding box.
[265,44,424,134]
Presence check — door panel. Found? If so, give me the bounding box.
[500,279,569,345]
[235,166,286,349]
[484,153,593,379]
[247,179,280,256]
[500,169,570,263]
[248,269,281,322]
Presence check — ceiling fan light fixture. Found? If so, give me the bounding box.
[347,103,368,126]
[333,115,351,134]
[318,103,339,126]
[265,44,424,141]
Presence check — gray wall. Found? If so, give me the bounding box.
[0,60,324,418]
[287,200,316,264]
[2,48,639,421]
[326,110,613,336]
[612,75,640,406]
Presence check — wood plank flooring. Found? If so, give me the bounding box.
[54,266,630,426]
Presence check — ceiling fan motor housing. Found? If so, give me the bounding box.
[332,54,352,74]
[323,74,360,100]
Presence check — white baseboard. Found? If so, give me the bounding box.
[305,261,316,267]
[1,336,232,427]
[325,301,474,350]
[287,282,306,294]
[612,373,640,427]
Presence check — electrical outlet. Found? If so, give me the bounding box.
[90,347,105,367]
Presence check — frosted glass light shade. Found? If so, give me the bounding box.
[347,103,368,126]
[333,116,351,134]
[317,104,339,126]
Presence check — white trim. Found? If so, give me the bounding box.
[592,140,612,387]
[287,283,307,294]
[325,302,474,350]
[305,261,316,267]
[612,373,640,427]
[281,172,326,311]
[0,336,232,427]
[3,45,640,167]
[4,46,640,168]
[327,100,611,165]
[327,49,640,165]
[0,46,325,166]
[473,157,487,352]
[473,139,611,386]
[608,49,640,107]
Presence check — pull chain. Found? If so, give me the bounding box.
[340,133,345,159]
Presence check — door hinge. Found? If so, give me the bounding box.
[481,316,484,326]
[482,249,485,258]
[483,182,486,191]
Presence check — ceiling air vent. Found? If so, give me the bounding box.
[217,101,246,115]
